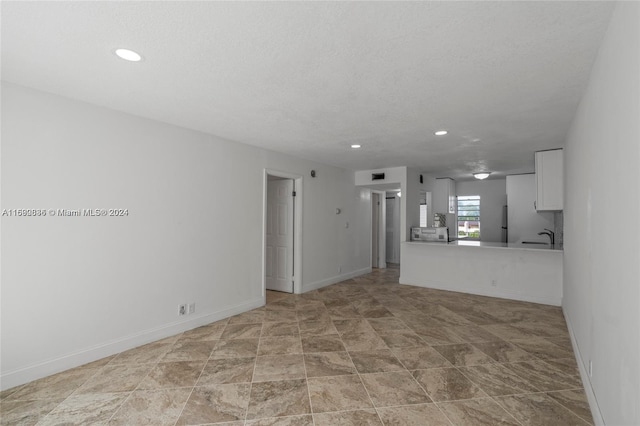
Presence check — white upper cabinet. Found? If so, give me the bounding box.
[535,149,563,211]
[434,178,456,214]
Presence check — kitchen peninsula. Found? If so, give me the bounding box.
[400,240,563,306]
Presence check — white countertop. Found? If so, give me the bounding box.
[405,240,563,251]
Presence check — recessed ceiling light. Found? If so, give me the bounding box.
[351,144,361,149]
[115,48,142,62]
[435,130,448,136]
[473,172,491,180]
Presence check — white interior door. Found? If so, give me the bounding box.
[266,178,294,293]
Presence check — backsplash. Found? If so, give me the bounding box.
[554,211,564,247]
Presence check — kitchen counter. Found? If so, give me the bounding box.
[400,240,563,306]
[406,240,563,251]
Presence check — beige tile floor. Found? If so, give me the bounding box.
[1,266,593,425]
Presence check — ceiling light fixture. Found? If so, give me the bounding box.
[473,172,491,180]
[351,144,361,149]
[435,130,448,136]
[115,48,142,62]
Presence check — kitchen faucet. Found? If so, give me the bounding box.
[538,228,555,246]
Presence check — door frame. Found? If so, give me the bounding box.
[262,169,303,296]
[385,191,402,264]
[371,190,387,269]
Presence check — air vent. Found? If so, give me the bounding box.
[372,173,385,181]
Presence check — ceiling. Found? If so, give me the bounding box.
[1,1,614,180]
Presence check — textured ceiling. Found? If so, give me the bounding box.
[1,1,614,180]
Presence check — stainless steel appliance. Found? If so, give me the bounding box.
[411,227,449,242]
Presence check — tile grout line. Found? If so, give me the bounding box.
[489,386,593,425]
[214,314,262,426]
[449,363,530,426]
[406,378,456,426]
[339,316,389,426]
[242,316,264,425]
[382,340,456,426]
[389,299,525,426]
[169,318,228,426]
[114,335,193,421]
[31,360,112,424]
[432,401,472,426]
[490,394,539,426]
[39,342,163,425]
[424,316,528,426]
[544,391,596,425]
[296,304,316,426]
[452,351,588,423]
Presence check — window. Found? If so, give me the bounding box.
[457,195,480,239]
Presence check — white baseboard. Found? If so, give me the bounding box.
[302,267,372,293]
[563,310,605,426]
[1,297,264,391]
[398,276,562,306]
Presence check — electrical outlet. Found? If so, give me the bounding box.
[179,304,187,316]
[491,279,497,287]
[188,303,196,314]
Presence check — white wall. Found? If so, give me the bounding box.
[357,168,432,265]
[354,167,406,187]
[563,3,640,425]
[355,166,408,242]
[0,83,371,389]
[404,167,423,237]
[420,174,436,227]
[456,179,507,242]
[506,174,555,243]
[385,193,401,263]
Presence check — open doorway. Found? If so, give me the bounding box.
[263,170,303,294]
